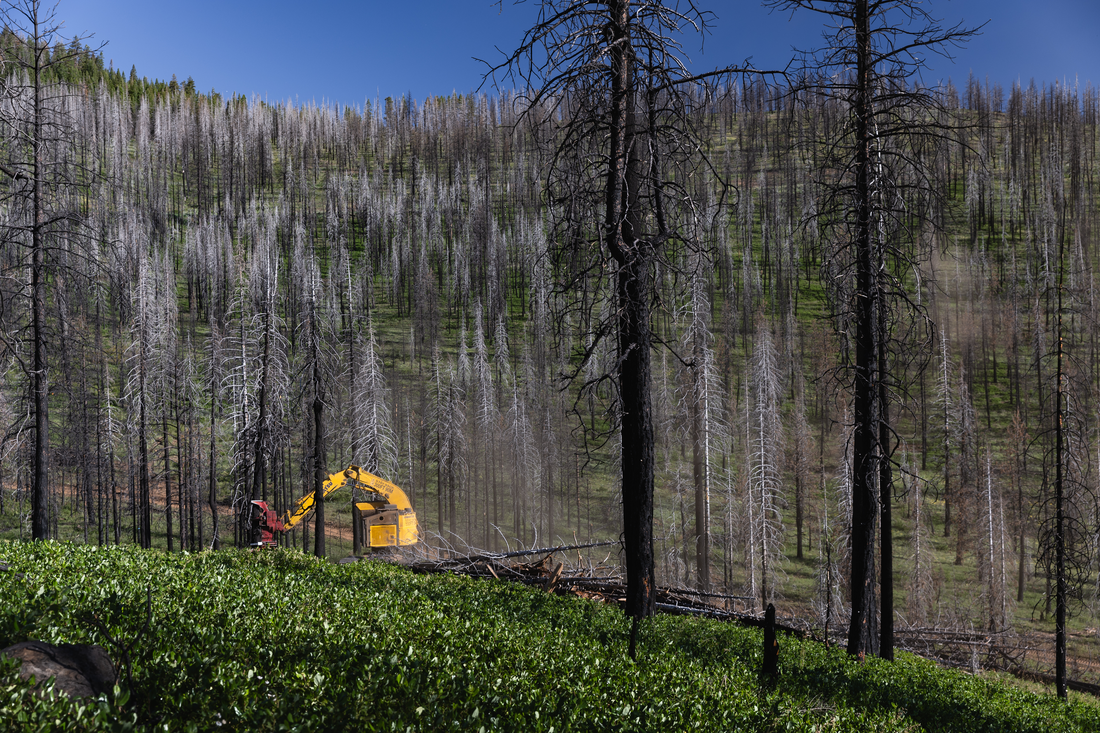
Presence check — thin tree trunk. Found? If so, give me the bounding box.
[1017,426,1026,603]
[349,324,360,557]
[692,370,709,591]
[208,388,220,550]
[313,385,326,558]
[30,20,49,541]
[139,355,152,549]
[1054,232,1067,699]
[879,345,894,660]
[163,412,173,551]
[176,394,188,550]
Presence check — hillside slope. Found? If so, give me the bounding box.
[1,543,1098,731]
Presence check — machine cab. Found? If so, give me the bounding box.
[356,495,418,547]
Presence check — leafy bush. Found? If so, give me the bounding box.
[0,542,1094,732]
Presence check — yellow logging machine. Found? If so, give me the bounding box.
[249,465,419,549]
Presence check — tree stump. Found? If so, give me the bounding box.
[762,603,778,678]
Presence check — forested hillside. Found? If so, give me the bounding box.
[0,11,1098,684]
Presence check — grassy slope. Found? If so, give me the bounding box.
[1,542,1096,732]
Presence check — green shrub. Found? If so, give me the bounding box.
[0,542,1093,732]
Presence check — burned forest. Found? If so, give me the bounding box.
[0,4,1099,693]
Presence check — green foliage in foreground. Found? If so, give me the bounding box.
[0,543,1095,732]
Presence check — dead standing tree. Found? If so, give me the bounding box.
[486,1,775,653]
[301,234,338,559]
[0,1,104,540]
[766,0,980,659]
[1036,210,1094,699]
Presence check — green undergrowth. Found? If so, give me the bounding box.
[0,542,1095,732]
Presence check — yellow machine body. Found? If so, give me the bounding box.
[280,465,419,548]
[356,501,418,547]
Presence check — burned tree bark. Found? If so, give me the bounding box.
[488,0,774,629]
[767,0,980,659]
[0,1,103,541]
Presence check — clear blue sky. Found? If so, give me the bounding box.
[59,0,1100,108]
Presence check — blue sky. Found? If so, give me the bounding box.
[59,0,1100,108]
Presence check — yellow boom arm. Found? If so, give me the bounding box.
[281,465,418,547]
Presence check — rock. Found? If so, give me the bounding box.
[337,555,360,564]
[1,641,116,698]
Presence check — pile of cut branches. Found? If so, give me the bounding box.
[408,541,812,639]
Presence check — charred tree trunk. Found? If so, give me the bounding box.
[138,353,152,549]
[29,17,48,541]
[208,363,220,550]
[312,388,326,558]
[162,413,173,551]
[1053,238,1067,700]
[618,245,656,621]
[606,0,655,621]
[846,0,879,659]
